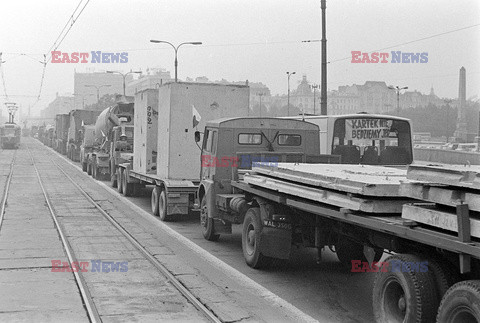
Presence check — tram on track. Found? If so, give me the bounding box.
[0,122,21,149]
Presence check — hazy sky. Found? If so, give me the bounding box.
[0,0,479,116]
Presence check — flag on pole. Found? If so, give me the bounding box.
[192,105,201,128]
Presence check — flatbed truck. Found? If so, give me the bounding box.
[196,115,480,322]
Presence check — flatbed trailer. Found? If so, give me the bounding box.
[225,164,480,322]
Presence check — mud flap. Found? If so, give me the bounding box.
[260,226,292,260]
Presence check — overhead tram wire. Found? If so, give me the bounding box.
[328,23,480,64]
[0,59,7,100]
[32,0,91,106]
[46,0,85,55]
[46,0,91,64]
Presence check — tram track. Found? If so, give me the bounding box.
[0,149,17,232]
[26,143,221,323]
[26,144,101,323]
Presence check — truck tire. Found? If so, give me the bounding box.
[242,207,270,269]
[436,280,480,323]
[158,189,175,221]
[336,237,383,268]
[87,160,92,175]
[82,162,87,172]
[92,160,98,179]
[121,170,134,196]
[151,186,160,216]
[200,197,220,241]
[423,257,459,303]
[110,165,117,188]
[117,168,123,193]
[372,254,438,323]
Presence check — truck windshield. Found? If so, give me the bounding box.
[332,117,412,165]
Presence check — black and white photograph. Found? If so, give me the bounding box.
[0,0,479,322]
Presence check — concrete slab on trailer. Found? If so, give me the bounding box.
[400,181,480,212]
[407,164,480,190]
[402,203,480,239]
[252,163,406,196]
[244,174,413,213]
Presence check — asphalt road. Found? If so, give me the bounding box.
[123,186,377,322]
[46,140,379,323]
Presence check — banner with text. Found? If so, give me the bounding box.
[345,118,392,140]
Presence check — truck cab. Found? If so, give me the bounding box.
[197,117,331,241]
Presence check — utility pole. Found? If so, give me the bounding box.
[311,84,319,115]
[257,92,265,117]
[320,0,327,115]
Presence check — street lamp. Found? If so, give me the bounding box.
[106,70,142,96]
[150,40,202,82]
[388,85,408,114]
[311,84,319,115]
[85,84,111,102]
[73,93,94,109]
[286,71,296,116]
[257,92,265,117]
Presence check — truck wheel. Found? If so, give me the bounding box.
[82,162,87,172]
[372,254,438,323]
[336,237,383,268]
[151,186,160,216]
[424,257,459,303]
[87,161,92,175]
[117,168,123,193]
[200,197,220,241]
[121,170,134,196]
[242,207,270,269]
[436,280,480,323]
[158,189,174,221]
[110,167,117,188]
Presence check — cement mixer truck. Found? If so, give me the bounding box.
[86,97,134,181]
[66,109,102,162]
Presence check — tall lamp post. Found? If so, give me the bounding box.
[106,70,142,96]
[85,84,111,102]
[311,84,319,115]
[257,92,265,117]
[73,93,94,109]
[388,85,408,115]
[286,71,296,116]
[150,40,202,82]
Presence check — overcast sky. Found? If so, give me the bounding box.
[0,0,479,116]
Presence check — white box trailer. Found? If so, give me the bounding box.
[133,88,158,174]
[119,82,250,221]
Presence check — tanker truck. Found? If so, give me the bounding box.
[86,96,134,181]
[66,109,101,162]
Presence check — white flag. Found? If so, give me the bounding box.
[192,105,201,128]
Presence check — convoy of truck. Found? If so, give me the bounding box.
[86,96,134,181]
[66,109,101,161]
[32,81,480,322]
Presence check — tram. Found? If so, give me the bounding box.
[0,122,21,149]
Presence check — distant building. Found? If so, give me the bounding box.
[74,71,124,108]
[127,67,172,95]
[40,93,75,121]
